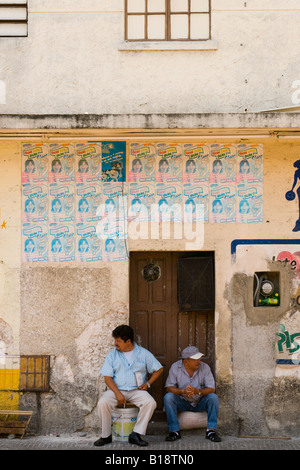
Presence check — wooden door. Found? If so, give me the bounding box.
[129,251,215,412]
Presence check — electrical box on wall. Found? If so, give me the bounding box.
[253,271,280,307]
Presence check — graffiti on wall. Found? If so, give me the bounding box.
[277,324,300,365]
[231,240,300,367]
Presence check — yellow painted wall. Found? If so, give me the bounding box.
[0,142,22,358]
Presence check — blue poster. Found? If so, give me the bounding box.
[101,141,126,182]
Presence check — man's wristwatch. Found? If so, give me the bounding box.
[147,382,151,389]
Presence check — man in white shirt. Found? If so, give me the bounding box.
[94,325,163,447]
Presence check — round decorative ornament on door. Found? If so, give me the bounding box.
[142,263,161,282]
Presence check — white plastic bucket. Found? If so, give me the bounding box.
[112,405,138,442]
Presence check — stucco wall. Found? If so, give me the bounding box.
[0,1,300,114]
[0,134,299,435]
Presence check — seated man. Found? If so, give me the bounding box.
[163,346,221,443]
[94,324,163,447]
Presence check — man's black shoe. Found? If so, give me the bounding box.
[206,429,221,442]
[128,431,148,447]
[166,431,181,442]
[93,435,112,446]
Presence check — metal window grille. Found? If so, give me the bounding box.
[19,355,50,392]
[178,257,215,311]
[125,0,211,41]
[0,1,28,37]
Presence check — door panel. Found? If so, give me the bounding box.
[129,251,215,412]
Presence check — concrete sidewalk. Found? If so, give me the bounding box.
[0,431,299,451]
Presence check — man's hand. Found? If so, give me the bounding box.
[138,368,163,391]
[185,384,200,397]
[138,383,149,391]
[104,376,127,407]
[116,391,126,407]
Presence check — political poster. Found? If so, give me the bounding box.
[99,182,128,222]
[128,183,155,222]
[22,183,48,223]
[236,183,263,223]
[182,183,209,222]
[183,144,210,183]
[237,144,263,183]
[49,143,75,183]
[49,182,75,223]
[155,143,183,183]
[22,143,48,183]
[101,222,128,262]
[76,222,102,262]
[101,141,126,182]
[209,183,236,223]
[210,144,236,184]
[49,222,75,262]
[22,223,48,262]
[76,182,102,223]
[156,182,182,222]
[128,142,156,182]
[75,143,101,183]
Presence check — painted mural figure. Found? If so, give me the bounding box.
[286,159,300,231]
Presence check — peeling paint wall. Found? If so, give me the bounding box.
[227,255,300,436]
[19,265,129,433]
[0,136,299,436]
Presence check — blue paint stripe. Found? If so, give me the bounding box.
[276,359,300,365]
[231,239,300,261]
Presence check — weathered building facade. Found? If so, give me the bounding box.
[0,1,299,437]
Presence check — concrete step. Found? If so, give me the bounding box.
[147,418,206,437]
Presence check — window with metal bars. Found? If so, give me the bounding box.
[19,356,50,392]
[0,1,28,37]
[125,0,211,41]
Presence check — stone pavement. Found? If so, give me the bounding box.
[0,431,299,452]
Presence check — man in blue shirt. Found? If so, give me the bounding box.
[164,346,221,442]
[94,325,163,447]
